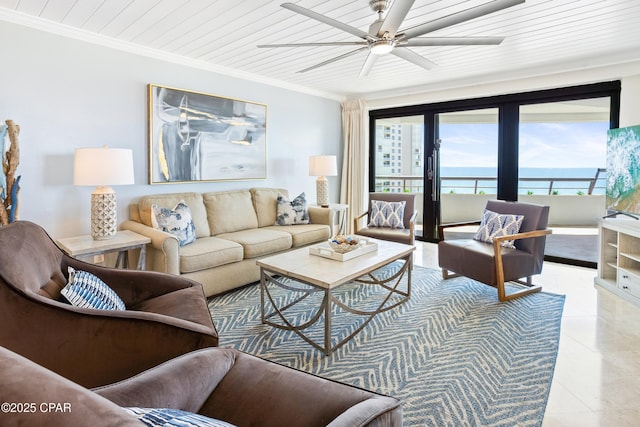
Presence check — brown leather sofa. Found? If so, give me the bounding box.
[0,345,402,426]
[0,221,218,388]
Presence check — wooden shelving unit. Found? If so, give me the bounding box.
[595,218,640,307]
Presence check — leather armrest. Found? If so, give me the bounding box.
[199,351,401,427]
[0,346,141,427]
[93,348,235,414]
[61,255,203,307]
[437,220,481,241]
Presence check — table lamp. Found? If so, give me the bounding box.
[309,155,337,207]
[74,147,134,240]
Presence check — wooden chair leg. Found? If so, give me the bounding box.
[441,269,459,280]
[497,275,542,302]
[494,242,542,302]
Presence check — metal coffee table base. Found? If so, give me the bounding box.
[260,255,412,355]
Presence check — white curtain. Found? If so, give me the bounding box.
[340,99,368,234]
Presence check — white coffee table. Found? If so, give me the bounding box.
[256,238,415,355]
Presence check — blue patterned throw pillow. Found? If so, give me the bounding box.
[368,200,406,229]
[61,267,125,310]
[275,192,310,225]
[151,200,196,246]
[474,209,524,249]
[122,407,237,427]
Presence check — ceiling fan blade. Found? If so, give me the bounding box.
[258,41,367,48]
[406,36,504,46]
[359,52,379,78]
[297,47,369,73]
[281,2,374,41]
[378,0,416,37]
[391,47,437,71]
[402,0,525,39]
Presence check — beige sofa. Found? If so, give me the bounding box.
[121,188,333,296]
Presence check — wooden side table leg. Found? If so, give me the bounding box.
[115,250,126,269]
[137,245,147,270]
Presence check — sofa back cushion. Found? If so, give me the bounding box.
[204,190,259,235]
[138,193,210,238]
[251,187,288,228]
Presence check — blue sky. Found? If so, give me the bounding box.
[440,121,609,169]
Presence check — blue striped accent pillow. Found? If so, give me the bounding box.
[474,209,524,249]
[123,407,236,427]
[61,267,125,310]
[368,200,406,229]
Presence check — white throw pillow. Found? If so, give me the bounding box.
[152,200,196,246]
[275,192,310,225]
[473,209,524,249]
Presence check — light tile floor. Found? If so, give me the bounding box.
[413,241,640,427]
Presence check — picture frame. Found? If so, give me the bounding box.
[148,84,267,184]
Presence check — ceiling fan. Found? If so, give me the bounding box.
[258,0,524,77]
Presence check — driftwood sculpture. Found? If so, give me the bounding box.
[1,120,20,225]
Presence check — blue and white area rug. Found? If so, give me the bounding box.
[208,265,565,427]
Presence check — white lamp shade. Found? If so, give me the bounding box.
[74,147,135,186]
[309,155,337,177]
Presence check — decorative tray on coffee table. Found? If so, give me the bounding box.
[309,239,378,262]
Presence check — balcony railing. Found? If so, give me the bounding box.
[375,168,606,195]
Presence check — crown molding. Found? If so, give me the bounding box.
[0,8,345,103]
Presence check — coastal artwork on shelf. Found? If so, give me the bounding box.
[148,84,267,184]
[606,124,640,216]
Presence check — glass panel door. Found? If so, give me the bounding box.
[519,98,610,265]
[437,108,499,236]
[372,115,425,238]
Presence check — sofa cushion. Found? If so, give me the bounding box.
[217,229,292,259]
[263,224,330,247]
[251,187,288,228]
[204,190,259,235]
[178,236,244,273]
[139,193,210,238]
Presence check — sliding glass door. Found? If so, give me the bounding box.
[437,109,499,228]
[369,82,620,256]
[371,115,425,239]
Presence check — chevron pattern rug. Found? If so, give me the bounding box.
[208,265,565,426]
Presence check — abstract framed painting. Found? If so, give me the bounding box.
[148,84,267,184]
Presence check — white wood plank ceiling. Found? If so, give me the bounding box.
[1,0,639,100]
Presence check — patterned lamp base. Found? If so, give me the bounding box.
[91,187,117,240]
[316,176,329,207]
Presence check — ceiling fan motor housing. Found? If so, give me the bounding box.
[369,0,390,14]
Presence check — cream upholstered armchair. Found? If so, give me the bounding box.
[438,200,551,302]
[354,193,418,246]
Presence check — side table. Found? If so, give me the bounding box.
[313,203,349,236]
[56,230,151,270]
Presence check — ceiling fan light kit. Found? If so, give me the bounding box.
[370,39,396,55]
[259,0,525,76]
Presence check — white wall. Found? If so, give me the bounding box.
[0,21,342,239]
[366,61,640,111]
[620,75,640,127]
